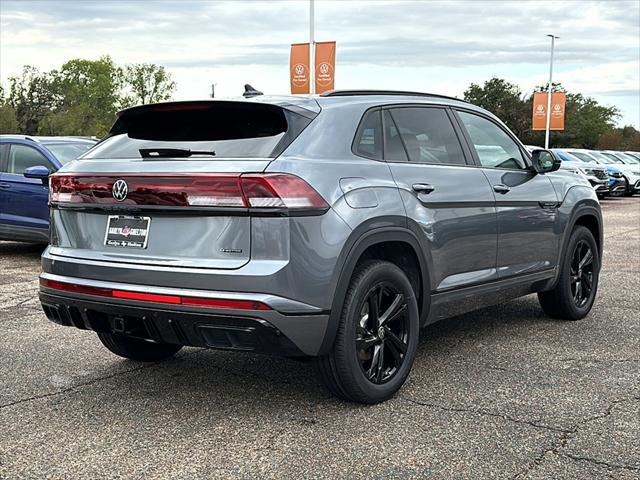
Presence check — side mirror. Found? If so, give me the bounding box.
[23,165,51,185]
[531,149,561,174]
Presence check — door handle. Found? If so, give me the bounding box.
[0,182,11,189]
[412,183,435,194]
[493,184,511,194]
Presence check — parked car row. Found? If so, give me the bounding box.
[525,145,640,199]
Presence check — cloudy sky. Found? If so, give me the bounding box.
[1,0,638,126]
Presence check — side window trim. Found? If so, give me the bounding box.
[444,108,476,167]
[6,143,54,176]
[381,104,474,166]
[382,108,409,162]
[451,108,531,170]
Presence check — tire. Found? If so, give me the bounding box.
[316,260,420,404]
[538,226,600,320]
[97,332,182,361]
[623,177,633,197]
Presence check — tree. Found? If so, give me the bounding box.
[0,85,19,133]
[463,77,621,148]
[122,63,176,106]
[6,66,56,134]
[597,126,640,150]
[463,78,530,139]
[39,56,125,137]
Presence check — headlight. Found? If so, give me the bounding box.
[580,168,595,175]
[610,171,622,178]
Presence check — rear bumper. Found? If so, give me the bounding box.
[39,274,329,356]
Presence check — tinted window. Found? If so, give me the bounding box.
[45,142,94,164]
[7,144,51,174]
[387,108,466,165]
[354,109,382,159]
[458,111,526,170]
[83,102,313,159]
[383,110,408,162]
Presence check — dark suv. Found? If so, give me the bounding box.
[39,91,602,403]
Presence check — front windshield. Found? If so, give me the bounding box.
[570,151,597,163]
[601,152,625,164]
[555,150,582,162]
[45,143,95,164]
[618,152,640,164]
[589,151,618,164]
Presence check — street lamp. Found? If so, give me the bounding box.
[545,34,559,149]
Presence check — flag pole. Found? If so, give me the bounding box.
[544,34,558,149]
[309,0,315,96]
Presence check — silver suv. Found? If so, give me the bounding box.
[39,91,602,403]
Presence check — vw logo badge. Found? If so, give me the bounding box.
[112,179,128,202]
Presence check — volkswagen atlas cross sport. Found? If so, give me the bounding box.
[39,91,603,404]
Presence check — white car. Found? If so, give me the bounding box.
[550,149,612,197]
[567,149,639,196]
[601,151,640,195]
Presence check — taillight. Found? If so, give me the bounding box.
[49,173,328,213]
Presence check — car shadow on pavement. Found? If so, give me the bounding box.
[89,296,553,406]
[0,241,46,258]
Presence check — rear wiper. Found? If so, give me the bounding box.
[139,148,216,158]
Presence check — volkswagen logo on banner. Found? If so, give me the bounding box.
[112,179,128,202]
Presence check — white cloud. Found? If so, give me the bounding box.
[1,0,638,126]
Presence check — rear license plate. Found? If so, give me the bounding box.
[104,215,150,249]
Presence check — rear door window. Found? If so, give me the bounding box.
[386,107,466,165]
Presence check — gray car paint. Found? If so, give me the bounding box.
[41,94,602,356]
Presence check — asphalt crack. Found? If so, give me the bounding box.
[512,396,640,479]
[401,396,571,434]
[563,453,640,472]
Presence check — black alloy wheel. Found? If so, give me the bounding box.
[538,225,599,320]
[355,282,409,384]
[315,260,420,403]
[570,240,594,308]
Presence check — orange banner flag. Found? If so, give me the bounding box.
[290,43,310,94]
[532,92,566,130]
[315,41,336,94]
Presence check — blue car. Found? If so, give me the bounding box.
[0,135,96,243]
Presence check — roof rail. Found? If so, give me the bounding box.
[319,89,468,103]
[0,134,38,142]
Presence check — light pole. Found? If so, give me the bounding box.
[309,0,315,96]
[544,34,559,149]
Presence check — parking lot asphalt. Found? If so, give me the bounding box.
[0,197,638,480]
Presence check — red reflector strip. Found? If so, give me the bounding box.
[40,278,271,311]
[112,290,181,304]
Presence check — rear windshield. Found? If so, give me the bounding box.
[82,101,314,159]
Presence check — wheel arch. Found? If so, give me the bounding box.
[550,200,603,290]
[318,226,431,355]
